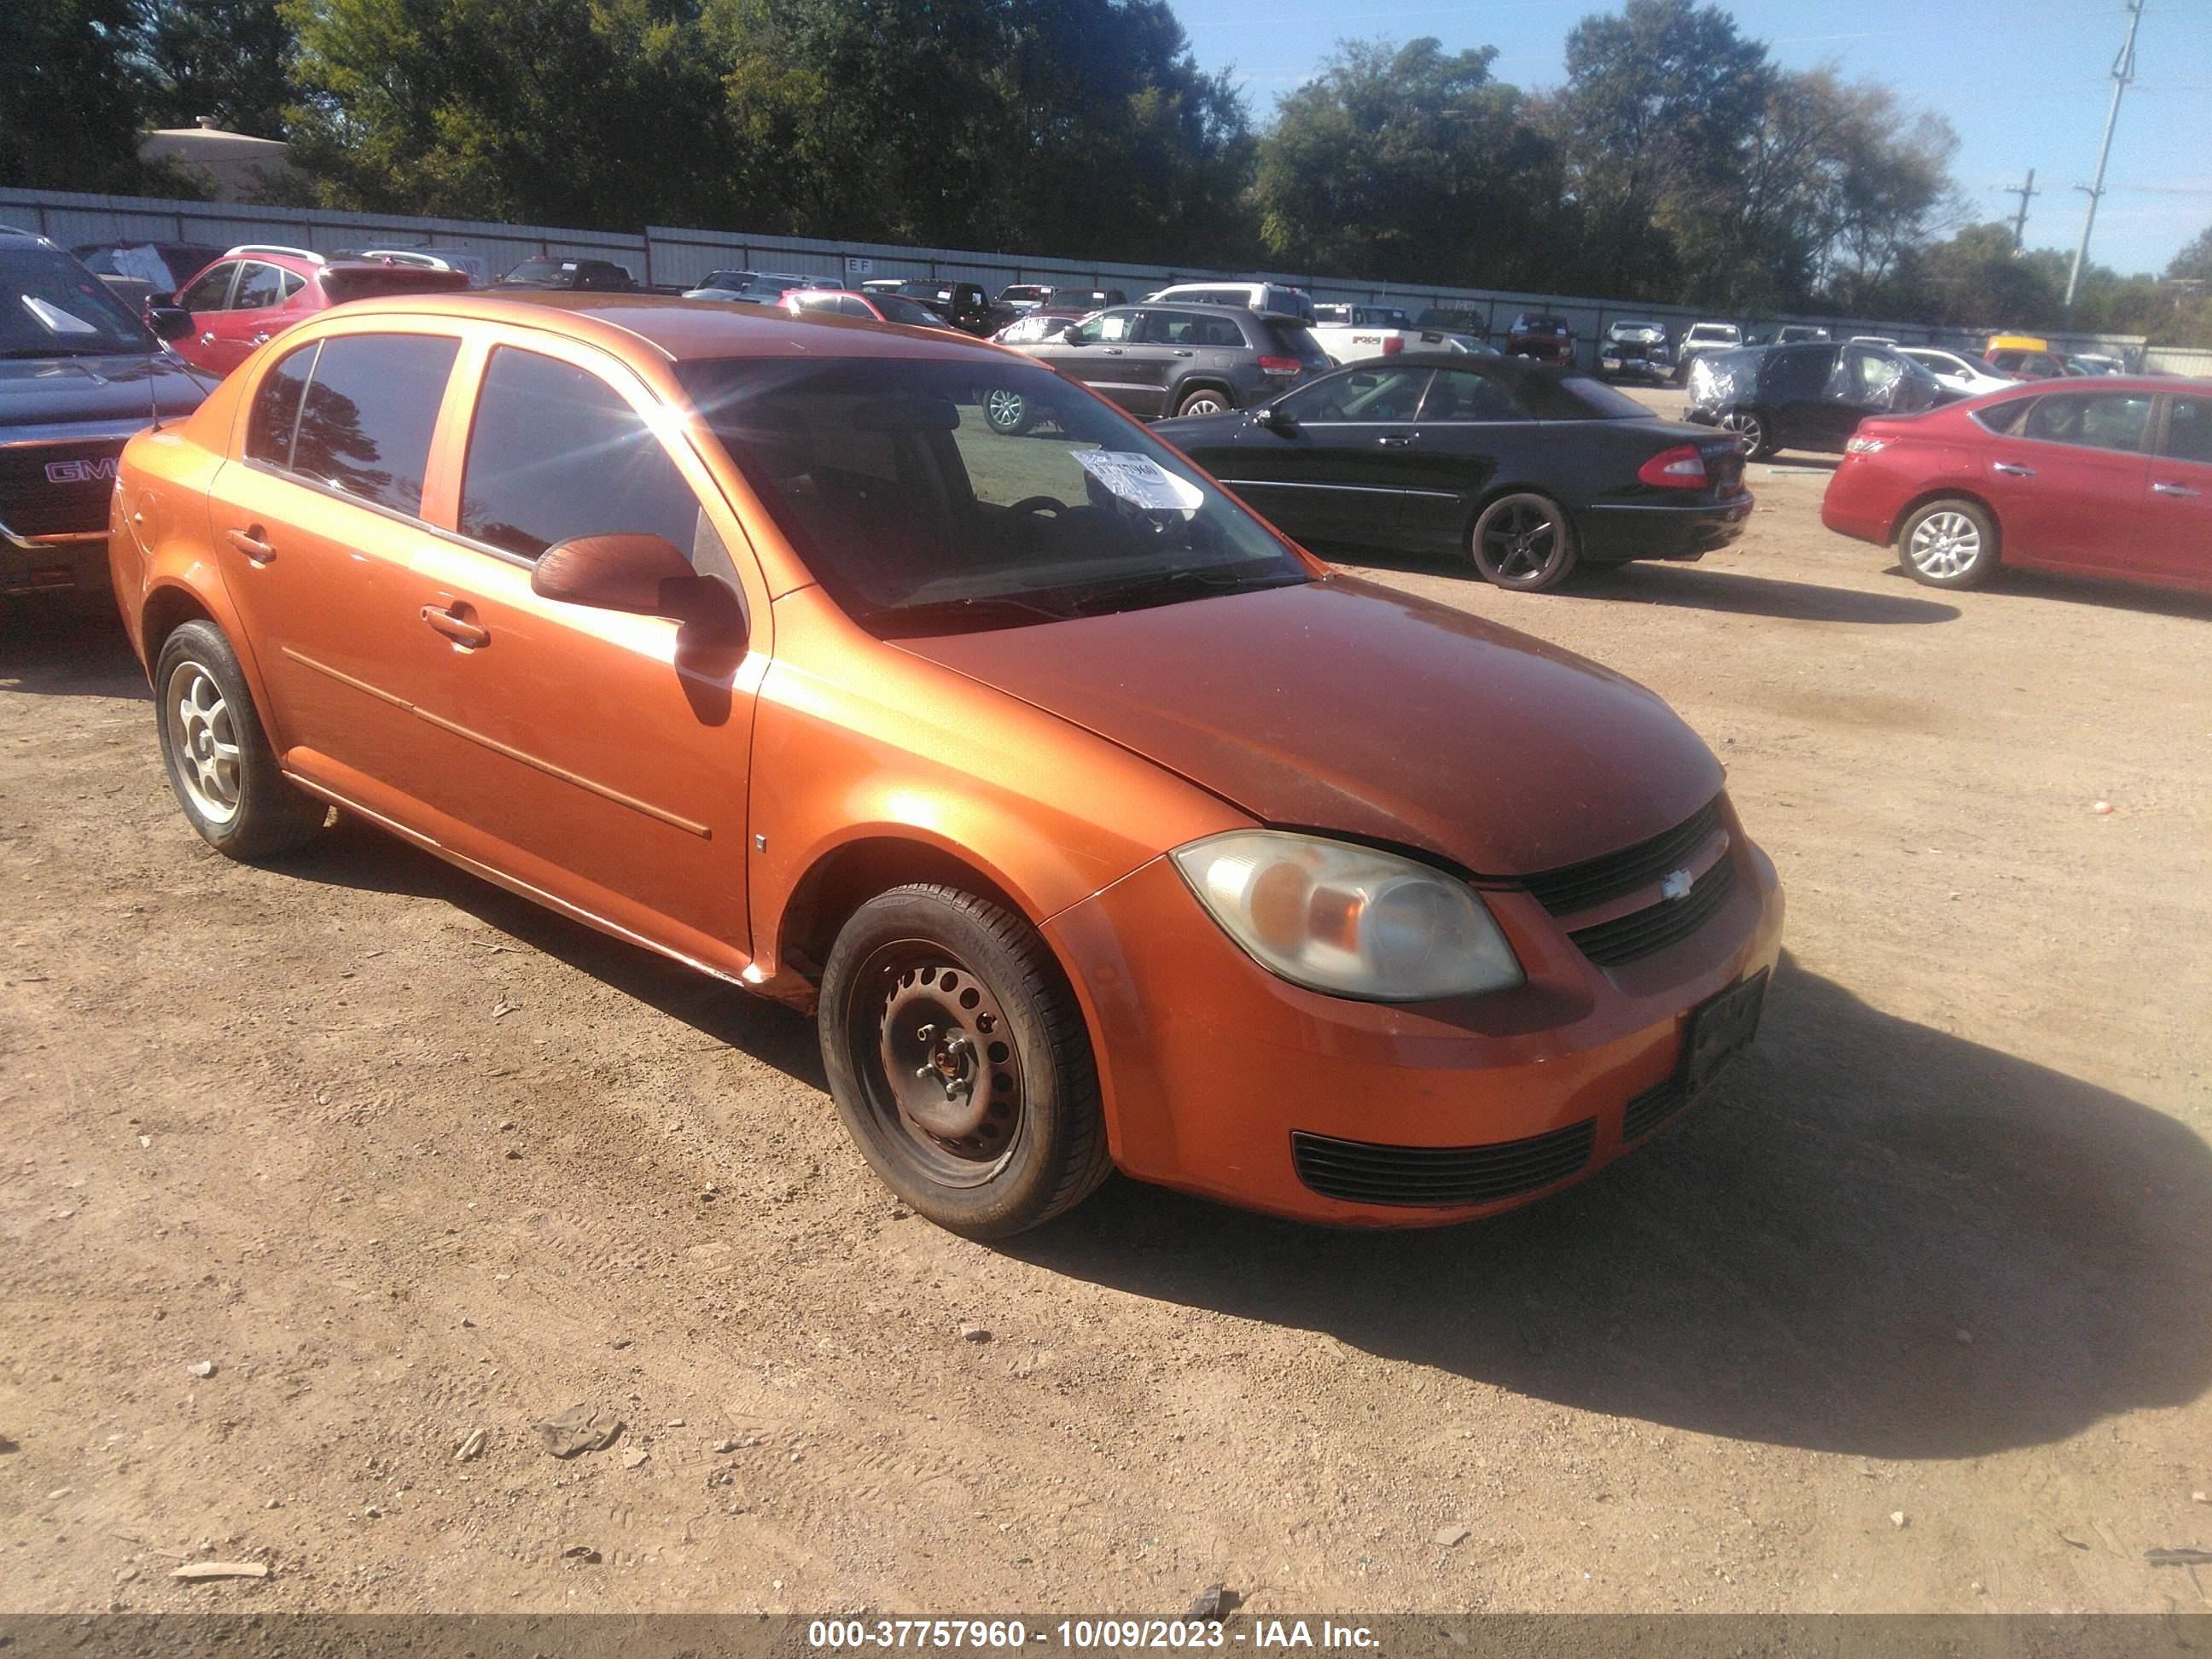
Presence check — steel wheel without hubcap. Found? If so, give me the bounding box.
[165,659,242,825]
[1906,509,1981,580]
[1720,409,1767,457]
[1470,492,1578,591]
[851,943,1026,1187]
[984,387,1033,435]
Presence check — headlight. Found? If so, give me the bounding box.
[1170,831,1523,1002]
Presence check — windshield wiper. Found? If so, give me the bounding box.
[859,592,1076,635]
[1062,568,1306,616]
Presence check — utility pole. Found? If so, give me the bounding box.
[2005,169,2039,251]
[2064,0,2144,316]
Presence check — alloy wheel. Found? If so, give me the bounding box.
[1906,509,1982,580]
[1477,499,1563,584]
[165,659,242,825]
[984,387,1029,434]
[1720,410,1765,457]
[1179,393,1226,416]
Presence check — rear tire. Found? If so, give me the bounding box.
[1897,498,2000,590]
[1175,387,1234,418]
[154,619,328,860]
[1720,406,1774,460]
[983,387,1037,436]
[1470,492,1580,591]
[818,884,1112,1238]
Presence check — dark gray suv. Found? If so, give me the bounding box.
[989,303,1328,430]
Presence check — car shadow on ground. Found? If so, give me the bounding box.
[1753,453,1842,474]
[1010,950,2212,1462]
[0,602,150,700]
[274,814,829,1091]
[1319,548,1959,626]
[1877,563,2212,623]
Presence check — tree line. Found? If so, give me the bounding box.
[4,0,2207,343]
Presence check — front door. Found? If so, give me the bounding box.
[172,259,239,375]
[1203,363,1436,548]
[2138,391,2212,591]
[406,337,760,967]
[1980,389,2153,575]
[205,260,307,375]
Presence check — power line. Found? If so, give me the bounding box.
[2064,0,2146,312]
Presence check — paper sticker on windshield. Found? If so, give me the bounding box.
[1073,451,1204,512]
[22,296,99,335]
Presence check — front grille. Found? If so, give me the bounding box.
[1569,855,1738,968]
[0,440,126,538]
[1621,1076,1691,1141]
[1291,1121,1596,1208]
[1522,798,1725,916]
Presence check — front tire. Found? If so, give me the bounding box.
[1720,406,1773,460]
[154,619,328,860]
[1470,492,1580,591]
[818,885,1112,1238]
[1897,498,2000,589]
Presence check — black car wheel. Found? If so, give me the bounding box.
[1720,407,1773,460]
[1470,492,1579,591]
[983,387,1037,436]
[1897,498,2000,590]
[818,884,1112,1238]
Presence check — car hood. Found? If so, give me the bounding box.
[0,349,210,430]
[895,574,1722,876]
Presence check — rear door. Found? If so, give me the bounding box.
[1768,346,1844,450]
[1979,388,2154,574]
[206,261,306,374]
[1054,308,1149,413]
[2137,391,2212,591]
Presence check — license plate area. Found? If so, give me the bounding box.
[1684,968,1767,1093]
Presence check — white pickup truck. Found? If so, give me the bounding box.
[1310,304,1472,366]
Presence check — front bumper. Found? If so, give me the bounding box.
[1044,819,1784,1226]
[1583,492,1754,562]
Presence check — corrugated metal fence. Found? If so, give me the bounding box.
[7,184,2187,375]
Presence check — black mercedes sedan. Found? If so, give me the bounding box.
[1152,354,1753,591]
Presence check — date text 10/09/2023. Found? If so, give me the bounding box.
[806,1621,1381,1651]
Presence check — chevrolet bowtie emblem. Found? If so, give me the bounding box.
[1659,869,1695,902]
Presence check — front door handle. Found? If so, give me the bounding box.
[421,604,490,649]
[225,527,276,564]
[1102,347,1124,355]
[199,331,217,346]
[1377,433,1414,447]
[1992,462,2034,477]
[1173,349,1195,358]
[2151,481,2200,498]
[251,331,272,346]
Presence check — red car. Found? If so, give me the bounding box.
[779,288,953,329]
[152,245,470,376]
[1820,377,2210,595]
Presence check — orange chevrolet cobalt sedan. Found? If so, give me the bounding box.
[111,294,1783,1237]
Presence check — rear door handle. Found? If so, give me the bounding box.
[225,527,276,564]
[251,331,272,346]
[1377,433,1414,447]
[1173,349,1194,358]
[1992,462,2034,477]
[199,332,217,346]
[2151,481,2199,498]
[421,604,490,649]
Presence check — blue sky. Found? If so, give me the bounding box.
[1172,0,2212,276]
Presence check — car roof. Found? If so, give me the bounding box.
[311,289,1010,364]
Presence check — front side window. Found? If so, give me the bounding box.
[245,342,316,466]
[1281,364,1435,422]
[460,346,705,562]
[2022,392,2154,453]
[288,333,459,515]
[677,357,1306,634]
[178,263,236,312]
[2164,396,2212,465]
[231,262,285,311]
[872,294,940,328]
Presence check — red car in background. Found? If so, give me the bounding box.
[1820,378,2210,596]
[779,288,956,329]
[150,245,471,376]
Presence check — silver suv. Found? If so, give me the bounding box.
[990,302,1330,429]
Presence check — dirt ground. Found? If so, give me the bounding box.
[3,392,2210,1617]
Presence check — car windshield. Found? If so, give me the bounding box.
[872,294,942,328]
[1,245,156,356]
[675,357,1308,635]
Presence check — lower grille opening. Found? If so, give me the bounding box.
[1621,1076,1691,1142]
[1291,1120,1596,1208]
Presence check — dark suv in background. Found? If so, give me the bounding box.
[1682,340,1941,458]
[990,301,1329,429]
[2,228,209,601]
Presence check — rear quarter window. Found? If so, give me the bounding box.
[245,342,316,466]
[1522,375,1648,420]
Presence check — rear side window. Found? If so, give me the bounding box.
[459,346,704,562]
[232,262,285,310]
[1763,347,1831,403]
[2165,395,2212,465]
[246,342,316,466]
[288,334,458,515]
[2022,391,2153,453]
[1420,370,1525,422]
[1522,375,1647,420]
[1263,322,1322,358]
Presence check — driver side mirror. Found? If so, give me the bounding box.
[1060,323,1086,342]
[532,533,743,637]
[147,304,193,341]
[1257,405,1298,435]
